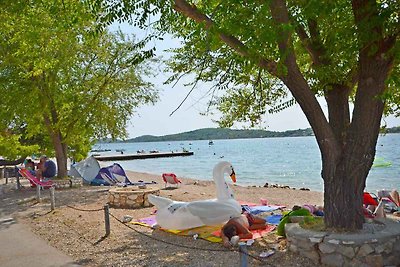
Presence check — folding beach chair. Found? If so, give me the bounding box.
[18,168,54,189]
[363,191,399,218]
[377,190,399,212]
[162,173,181,188]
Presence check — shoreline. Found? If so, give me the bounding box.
[121,166,324,193]
[123,170,324,208]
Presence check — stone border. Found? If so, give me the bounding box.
[53,177,83,189]
[108,187,160,209]
[285,218,400,266]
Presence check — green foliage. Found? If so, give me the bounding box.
[0,133,39,160]
[98,0,400,127]
[0,0,158,160]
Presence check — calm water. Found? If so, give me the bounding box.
[93,134,400,192]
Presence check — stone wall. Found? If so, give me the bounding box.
[53,177,83,189]
[285,219,400,266]
[108,187,160,209]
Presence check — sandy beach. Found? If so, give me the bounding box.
[0,170,324,266]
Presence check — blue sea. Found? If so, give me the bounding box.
[92,133,400,193]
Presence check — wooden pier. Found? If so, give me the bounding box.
[93,151,194,161]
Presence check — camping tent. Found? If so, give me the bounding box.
[91,163,130,186]
[69,156,101,184]
[70,156,156,186]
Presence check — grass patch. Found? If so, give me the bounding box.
[299,216,326,231]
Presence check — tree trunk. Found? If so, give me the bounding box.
[322,50,393,230]
[52,132,68,178]
[323,146,370,230]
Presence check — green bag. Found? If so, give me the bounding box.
[276,208,311,236]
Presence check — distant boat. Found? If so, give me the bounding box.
[90,149,111,152]
[208,140,214,145]
[116,149,126,154]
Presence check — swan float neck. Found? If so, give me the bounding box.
[213,161,236,200]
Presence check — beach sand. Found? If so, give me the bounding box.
[0,170,324,266]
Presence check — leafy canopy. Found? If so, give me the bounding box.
[98,0,399,127]
[0,0,158,160]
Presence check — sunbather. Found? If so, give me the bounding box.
[378,189,400,207]
[221,212,266,247]
[36,156,56,180]
[24,159,36,175]
[299,204,324,216]
[364,189,399,218]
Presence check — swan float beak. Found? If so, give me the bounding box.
[230,169,236,183]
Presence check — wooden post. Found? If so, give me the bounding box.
[4,168,8,184]
[16,176,20,190]
[104,204,110,236]
[16,171,21,190]
[50,186,55,211]
[239,242,248,267]
[36,184,41,202]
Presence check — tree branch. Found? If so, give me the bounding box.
[269,0,340,156]
[173,0,278,76]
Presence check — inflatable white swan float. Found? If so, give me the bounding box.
[148,161,242,230]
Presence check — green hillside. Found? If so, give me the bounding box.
[97,126,400,143]
[125,127,314,143]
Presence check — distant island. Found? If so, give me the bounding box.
[97,126,400,143]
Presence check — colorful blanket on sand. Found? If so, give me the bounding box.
[245,205,286,215]
[131,216,276,243]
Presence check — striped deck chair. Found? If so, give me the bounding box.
[18,168,54,189]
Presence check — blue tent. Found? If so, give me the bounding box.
[91,163,130,186]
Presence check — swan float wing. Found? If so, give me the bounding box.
[186,200,242,224]
[148,194,174,209]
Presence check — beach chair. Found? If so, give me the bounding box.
[162,173,181,188]
[377,190,399,212]
[363,191,398,217]
[18,168,54,189]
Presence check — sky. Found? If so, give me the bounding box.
[112,23,400,139]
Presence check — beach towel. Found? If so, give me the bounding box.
[266,214,283,225]
[246,205,286,215]
[211,224,276,241]
[131,216,222,242]
[131,216,276,243]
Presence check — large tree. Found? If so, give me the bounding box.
[0,0,158,177]
[101,0,399,231]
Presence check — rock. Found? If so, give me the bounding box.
[357,244,374,257]
[122,215,133,223]
[319,242,336,254]
[365,255,383,267]
[320,253,344,267]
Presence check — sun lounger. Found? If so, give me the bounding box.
[18,168,54,189]
[162,173,181,188]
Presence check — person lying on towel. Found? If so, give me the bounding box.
[221,212,267,247]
